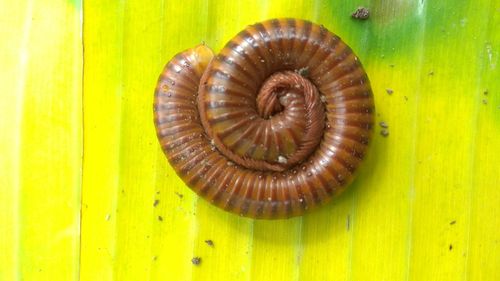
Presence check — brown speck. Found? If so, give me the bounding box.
[346,215,350,231]
[450,220,456,225]
[379,121,389,128]
[404,96,408,101]
[482,99,488,105]
[483,90,488,95]
[380,129,389,137]
[158,216,163,221]
[205,240,214,247]
[175,192,184,199]
[351,7,370,20]
[449,244,453,251]
[389,64,395,68]
[386,88,394,95]
[191,257,201,265]
[153,256,158,261]
[153,199,160,207]
[428,71,434,76]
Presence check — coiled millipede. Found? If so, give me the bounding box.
[154,19,374,219]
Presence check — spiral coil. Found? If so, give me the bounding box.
[154,18,374,219]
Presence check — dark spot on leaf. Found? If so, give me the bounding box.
[351,7,370,20]
[191,257,201,265]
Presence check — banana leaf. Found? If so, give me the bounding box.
[0,0,499,280]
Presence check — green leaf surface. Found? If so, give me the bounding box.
[0,0,498,280]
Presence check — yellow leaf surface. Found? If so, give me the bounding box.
[0,0,82,280]
[1,0,499,281]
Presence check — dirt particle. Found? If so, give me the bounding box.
[205,240,214,247]
[389,64,395,68]
[482,99,488,105]
[450,220,456,225]
[296,67,309,77]
[386,88,394,95]
[158,216,163,221]
[175,192,184,199]
[380,129,389,137]
[379,121,389,128]
[449,244,453,251]
[404,96,408,101]
[483,90,488,95]
[346,215,350,231]
[153,199,160,207]
[191,257,202,265]
[277,155,288,164]
[428,71,434,76]
[351,7,370,20]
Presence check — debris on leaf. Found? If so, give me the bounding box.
[351,7,370,20]
[191,257,201,265]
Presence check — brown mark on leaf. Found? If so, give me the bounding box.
[379,121,389,128]
[352,7,370,20]
[191,257,201,265]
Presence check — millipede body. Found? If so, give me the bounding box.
[154,19,374,219]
